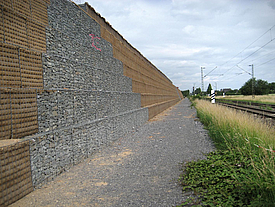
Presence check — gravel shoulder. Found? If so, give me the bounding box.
[10,98,215,207]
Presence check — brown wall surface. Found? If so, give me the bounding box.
[0,0,48,141]
[0,0,49,204]
[0,140,33,206]
[83,3,183,119]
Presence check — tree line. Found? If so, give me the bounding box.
[181,78,275,97]
[239,78,275,95]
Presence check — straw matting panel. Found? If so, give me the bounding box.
[0,140,33,206]
[20,48,43,88]
[140,94,176,107]
[113,37,121,50]
[3,7,29,48]
[109,32,115,44]
[44,0,50,4]
[30,0,48,25]
[106,29,114,43]
[132,80,147,94]
[123,66,130,78]
[112,47,119,58]
[0,6,3,42]
[0,0,12,9]
[27,20,46,52]
[10,89,38,139]
[0,43,21,88]
[0,90,12,140]
[114,48,126,62]
[140,95,146,107]
[40,0,50,5]
[124,66,140,81]
[102,28,111,43]
[13,0,31,19]
[101,27,106,37]
[131,80,138,93]
[147,98,180,119]
[0,88,38,140]
[1,3,47,52]
[0,42,43,89]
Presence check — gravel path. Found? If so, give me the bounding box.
[11,99,215,207]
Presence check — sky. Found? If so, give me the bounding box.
[76,0,275,92]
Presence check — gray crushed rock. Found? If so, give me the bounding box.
[10,99,215,207]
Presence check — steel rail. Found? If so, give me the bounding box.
[220,100,275,110]
[218,102,275,119]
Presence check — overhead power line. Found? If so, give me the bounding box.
[203,66,217,77]
[221,72,245,81]
[257,57,275,67]
[223,36,275,75]
[236,65,251,75]
[236,37,275,65]
[219,24,275,74]
[242,49,275,65]
[208,25,275,86]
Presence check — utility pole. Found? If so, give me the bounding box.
[201,66,205,93]
[249,64,255,98]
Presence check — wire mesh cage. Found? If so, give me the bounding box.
[0,0,48,141]
[0,0,50,204]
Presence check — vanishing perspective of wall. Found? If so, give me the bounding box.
[30,0,148,187]
[1,0,182,205]
[1,0,148,205]
[81,3,183,119]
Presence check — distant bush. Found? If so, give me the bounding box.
[240,78,272,95]
[181,90,190,97]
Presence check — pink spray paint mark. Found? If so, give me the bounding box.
[89,34,101,51]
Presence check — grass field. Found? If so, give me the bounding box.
[216,94,275,104]
[196,99,275,150]
[178,99,275,206]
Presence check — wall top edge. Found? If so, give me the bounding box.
[81,2,174,85]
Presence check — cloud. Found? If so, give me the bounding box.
[85,0,275,91]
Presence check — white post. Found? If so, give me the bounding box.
[211,90,215,104]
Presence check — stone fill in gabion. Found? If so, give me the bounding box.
[29,0,148,188]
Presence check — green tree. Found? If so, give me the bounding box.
[240,78,270,95]
[269,82,275,94]
[240,78,254,95]
[181,90,190,97]
[206,83,212,94]
[225,89,241,95]
[216,90,223,96]
[255,79,269,95]
[195,87,201,95]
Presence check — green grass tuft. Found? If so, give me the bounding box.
[177,99,275,206]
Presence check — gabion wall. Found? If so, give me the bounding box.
[0,0,183,205]
[30,0,149,189]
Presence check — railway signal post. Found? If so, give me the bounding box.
[211,90,215,104]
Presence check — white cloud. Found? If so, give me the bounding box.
[85,0,275,91]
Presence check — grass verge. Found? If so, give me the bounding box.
[177,99,275,206]
[216,94,275,104]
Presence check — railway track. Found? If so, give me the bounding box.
[220,100,275,110]
[216,101,275,119]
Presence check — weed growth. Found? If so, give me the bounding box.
[178,100,275,206]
